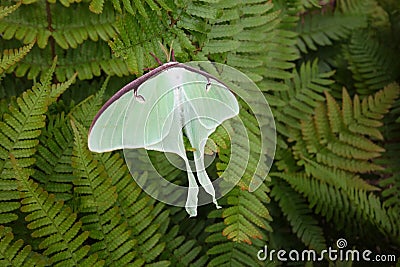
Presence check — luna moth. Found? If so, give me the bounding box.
[88,61,239,217]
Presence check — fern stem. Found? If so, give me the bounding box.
[45,2,56,69]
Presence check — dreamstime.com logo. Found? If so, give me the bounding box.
[257,238,398,263]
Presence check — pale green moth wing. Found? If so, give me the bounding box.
[180,79,239,215]
[88,92,130,152]
[88,62,239,217]
[123,67,239,216]
[89,65,179,152]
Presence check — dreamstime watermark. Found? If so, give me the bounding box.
[257,238,397,263]
[123,61,277,209]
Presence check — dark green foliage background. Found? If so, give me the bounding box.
[0,0,399,266]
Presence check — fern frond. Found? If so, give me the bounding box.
[10,155,103,266]
[69,76,108,126]
[97,150,170,265]
[274,59,335,139]
[297,13,366,53]
[380,170,400,210]
[0,42,34,75]
[89,0,106,14]
[304,159,380,191]
[0,2,116,49]
[0,2,130,81]
[71,119,137,265]
[123,149,191,264]
[343,31,398,95]
[109,3,192,75]
[212,103,273,243]
[102,0,173,16]
[0,225,45,267]
[205,219,264,266]
[52,3,116,49]
[294,85,399,173]
[278,172,399,241]
[221,185,271,244]
[7,41,130,82]
[186,2,219,19]
[99,142,172,265]
[198,0,297,88]
[109,14,156,74]
[278,84,400,241]
[120,0,145,16]
[378,97,400,213]
[160,225,206,267]
[0,60,74,224]
[33,78,106,201]
[0,2,20,20]
[71,97,170,265]
[33,114,75,201]
[337,0,375,15]
[270,177,326,252]
[205,124,229,155]
[48,0,81,8]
